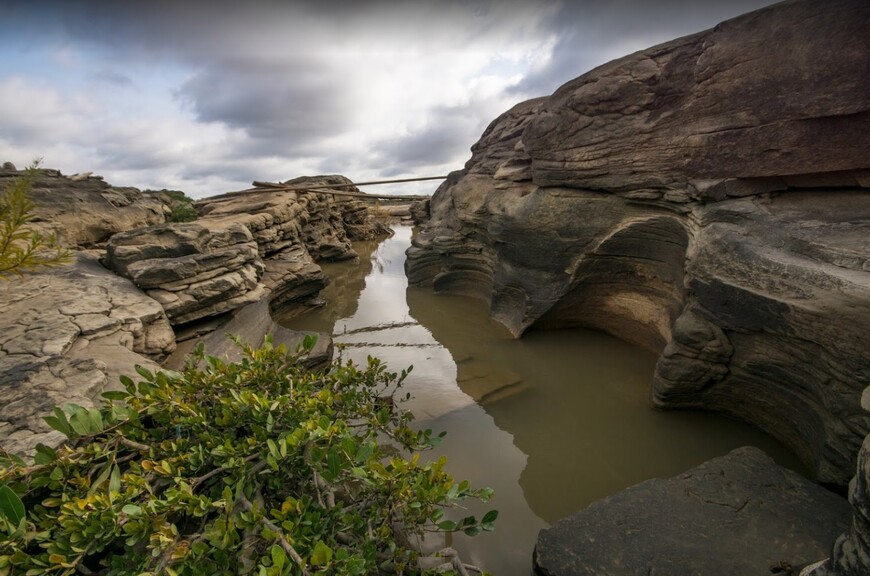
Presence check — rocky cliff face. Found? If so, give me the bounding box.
[408,1,870,571]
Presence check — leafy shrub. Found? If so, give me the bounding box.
[0,161,71,278]
[148,189,198,223]
[0,338,496,575]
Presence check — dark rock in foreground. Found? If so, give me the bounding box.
[534,447,851,576]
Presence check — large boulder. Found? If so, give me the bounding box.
[534,447,851,576]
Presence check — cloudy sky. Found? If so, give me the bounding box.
[0,0,775,198]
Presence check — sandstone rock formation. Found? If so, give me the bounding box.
[534,447,851,576]
[0,165,166,247]
[105,222,267,325]
[408,0,870,485]
[406,0,870,572]
[0,252,174,456]
[106,175,389,326]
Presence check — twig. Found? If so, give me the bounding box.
[437,548,471,576]
[118,437,151,452]
[238,495,310,576]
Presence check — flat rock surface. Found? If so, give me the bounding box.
[0,252,174,456]
[534,447,851,576]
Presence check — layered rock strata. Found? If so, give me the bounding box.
[105,222,267,325]
[107,175,388,325]
[407,1,870,571]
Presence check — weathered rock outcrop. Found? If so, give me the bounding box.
[534,447,851,576]
[0,252,174,456]
[0,165,166,247]
[407,1,870,572]
[408,0,870,485]
[105,222,267,325]
[107,175,389,325]
[0,168,385,460]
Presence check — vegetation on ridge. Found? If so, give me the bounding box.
[0,337,496,575]
[147,189,198,223]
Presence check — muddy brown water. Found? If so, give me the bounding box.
[277,226,805,575]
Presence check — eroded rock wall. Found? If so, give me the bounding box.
[108,175,386,325]
[409,1,870,572]
[407,0,870,487]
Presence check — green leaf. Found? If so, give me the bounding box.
[43,407,71,436]
[0,485,25,525]
[134,365,154,381]
[33,444,57,465]
[266,439,279,460]
[301,334,318,352]
[68,411,90,437]
[355,443,374,464]
[322,449,341,483]
[436,520,457,531]
[89,463,112,494]
[87,408,104,434]
[270,544,286,571]
[482,510,499,524]
[160,369,183,381]
[121,504,142,516]
[108,465,121,496]
[101,390,130,401]
[310,541,332,566]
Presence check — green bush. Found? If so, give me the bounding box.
[0,338,496,575]
[147,189,198,223]
[0,161,70,278]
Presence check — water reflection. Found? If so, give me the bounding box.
[280,226,804,576]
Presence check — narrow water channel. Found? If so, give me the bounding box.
[276,226,805,575]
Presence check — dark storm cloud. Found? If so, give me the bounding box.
[0,0,781,197]
[176,59,352,153]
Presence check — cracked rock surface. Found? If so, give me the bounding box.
[534,447,851,576]
[0,252,175,456]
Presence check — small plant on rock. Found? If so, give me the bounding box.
[0,160,70,278]
[152,189,198,223]
[0,337,496,575]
